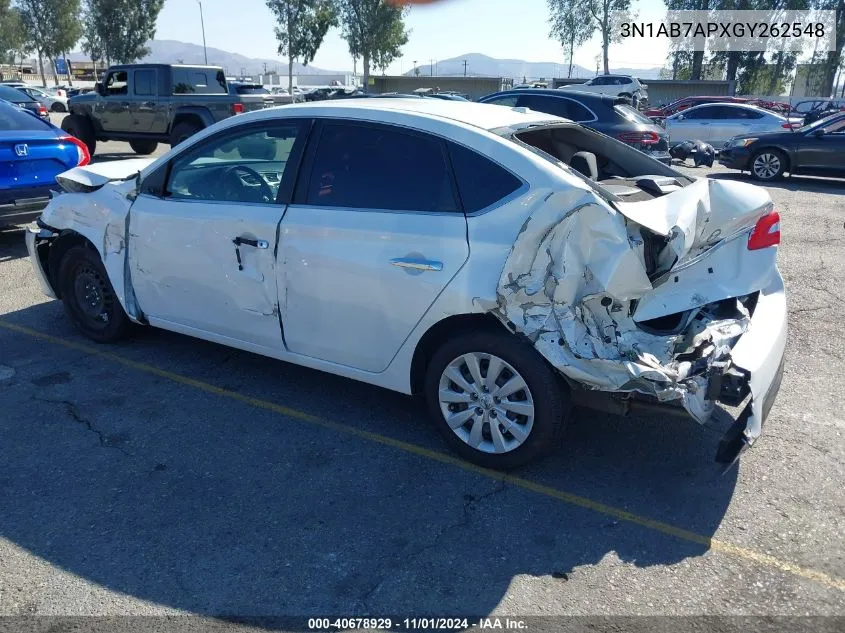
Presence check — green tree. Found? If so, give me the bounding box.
[17,0,81,86]
[585,0,632,75]
[337,0,409,91]
[266,0,336,97]
[83,0,163,66]
[548,0,593,78]
[813,0,845,96]
[664,0,714,81]
[0,0,26,67]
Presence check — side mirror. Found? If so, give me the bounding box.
[813,128,826,137]
[676,114,684,121]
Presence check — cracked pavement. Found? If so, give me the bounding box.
[0,149,843,624]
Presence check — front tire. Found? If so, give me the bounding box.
[750,149,786,181]
[60,114,96,156]
[58,245,131,343]
[51,102,66,113]
[424,331,568,470]
[129,139,158,155]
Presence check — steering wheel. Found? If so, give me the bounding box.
[220,164,274,203]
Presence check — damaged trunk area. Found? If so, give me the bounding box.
[494,122,777,429]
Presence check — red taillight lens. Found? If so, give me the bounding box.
[617,131,660,144]
[748,210,780,250]
[232,103,245,114]
[38,104,47,116]
[60,135,91,166]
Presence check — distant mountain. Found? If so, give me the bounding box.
[406,53,662,81]
[67,40,341,76]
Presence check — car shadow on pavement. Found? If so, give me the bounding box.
[0,301,739,622]
[708,171,845,194]
[0,228,27,262]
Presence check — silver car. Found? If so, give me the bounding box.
[664,103,798,147]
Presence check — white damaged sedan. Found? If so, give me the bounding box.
[26,99,786,470]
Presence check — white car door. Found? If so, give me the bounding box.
[668,105,717,143]
[129,119,308,351]
[278,120,471,373]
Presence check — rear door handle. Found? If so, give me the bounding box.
[390,257,443,272]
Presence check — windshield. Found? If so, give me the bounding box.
[796,112,843,133]
[0,85,28,102]
[0,101,50,130]
[232,85,270,95]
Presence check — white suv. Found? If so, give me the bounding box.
[562,75,647,105]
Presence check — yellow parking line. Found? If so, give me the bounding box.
[2,319,843,592]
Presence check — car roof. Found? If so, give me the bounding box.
[249,98,561,131]
[681,102,776,115]
[486,88,617,104]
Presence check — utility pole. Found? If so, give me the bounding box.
[197,0,208,65]
[463,60,467,76]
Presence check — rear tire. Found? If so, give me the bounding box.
[129,140,158,155]
[61,114,96,156]
[58,245,131,343]
[750,149,786,181]
[51,102,66,113]
[169,122,202,147]
[424,331,569,470]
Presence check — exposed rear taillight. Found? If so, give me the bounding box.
[232,103,245,114]
[617,131,660,144]
[38,104,47,116]
[748,210,780,250]
[60,135,91,166]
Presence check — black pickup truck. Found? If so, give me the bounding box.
[61,64,277,156]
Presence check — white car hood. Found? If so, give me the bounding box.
[56,158,156,190]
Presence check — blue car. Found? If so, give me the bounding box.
[1,99,90,228]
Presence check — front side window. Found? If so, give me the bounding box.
[822,116,845,134]
[682,106,714,120]
[304,122,458,213]
[166,122,302,204]
[484,95,519,107]
[105,71,128,96]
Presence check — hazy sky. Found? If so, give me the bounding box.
[156,0,673,74]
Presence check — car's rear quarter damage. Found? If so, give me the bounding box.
[492,173,786,465]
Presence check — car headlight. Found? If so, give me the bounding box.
[729,137,758,148]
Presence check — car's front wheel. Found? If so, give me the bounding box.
[51,102,66,113]
[425,331,568,470]
[58,245,131,343]
[750,149,786,181]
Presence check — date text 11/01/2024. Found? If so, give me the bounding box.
[307,618,528,630]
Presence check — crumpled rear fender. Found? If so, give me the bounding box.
[492,176,778,424]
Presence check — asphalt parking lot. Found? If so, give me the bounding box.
[0,125,843,625]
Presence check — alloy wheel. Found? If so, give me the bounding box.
[753,153,781,179]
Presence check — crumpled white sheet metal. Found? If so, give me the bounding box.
[494,180,758,422]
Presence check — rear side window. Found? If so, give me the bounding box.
[517,95,593,122]
[305,122,458,213]
[232,85,269,95]
[172,69,227,95]
[447,143,522,213]
[0,103,50,131]
[614,104,653,124]
[134,70,156,96]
